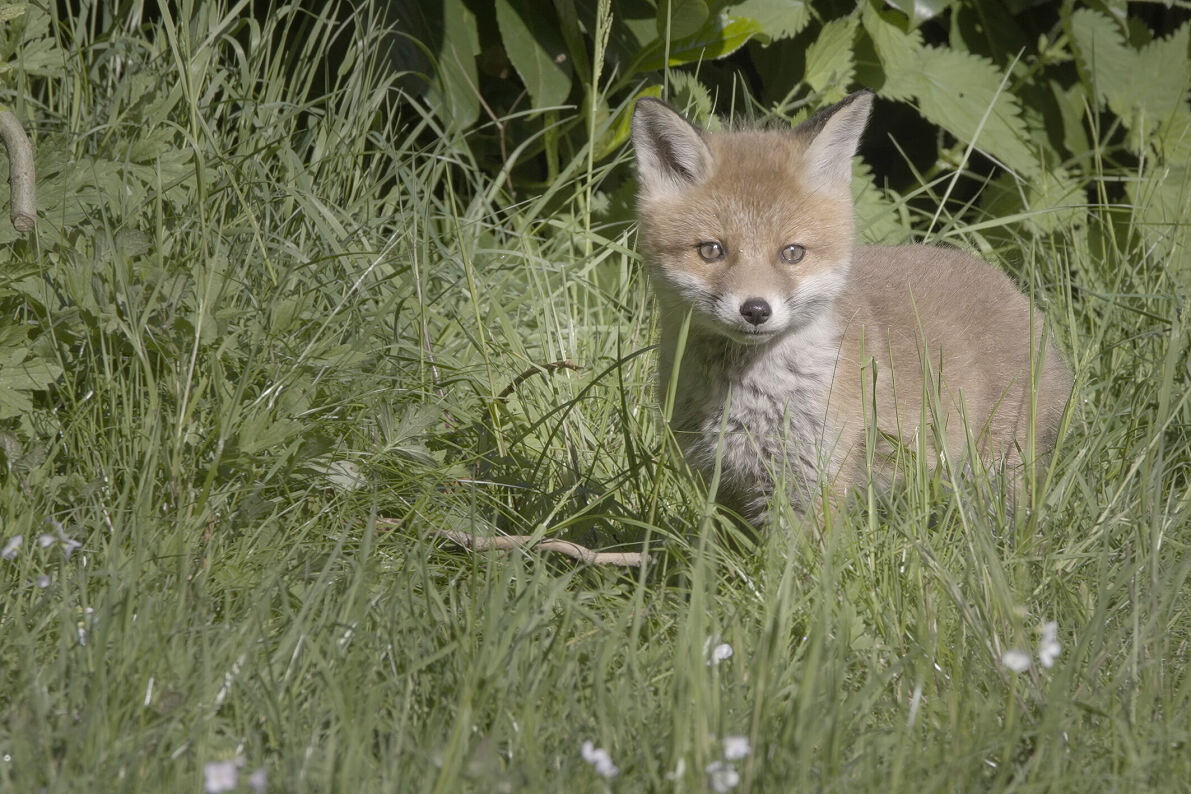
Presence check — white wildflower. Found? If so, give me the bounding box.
[665,758,687,781]
[247,767,267,793]
[203,759,239,793]
[705,637,734,666]
[1001,649,1031,673]
[61,535,82,560]
[36,575,50,588]
[722,735,750,761]
[581,740,619,778]
[2,535,22,560]
[706,760,740,793]
[1038,621,1061,668]
[37,522,82,559]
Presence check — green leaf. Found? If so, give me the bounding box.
[725,0,810,42]
[865,6,1039,177]
[1069,11,1191,146]
[638,13,764,71]
[425,0,481,131]
[656,0,710,40]
[668,70,715,125]
[1067,9,1134,114]
[1132,22,1191,121]
[495,0,573,109]
[804,17,858,99]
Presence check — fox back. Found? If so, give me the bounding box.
[631,92,1072,523]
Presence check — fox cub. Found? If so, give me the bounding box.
[631,91,1072,524]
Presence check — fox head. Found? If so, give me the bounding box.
[631,91,873,344]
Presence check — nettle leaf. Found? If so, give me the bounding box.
[668,70,715,125]
[657,0,710,40]
[495,0,573,109]
[726,0,811,42]
[1069,11,1191,146]
[865,7,1039,178]
[1133,23,1191,120]
[638,13,764,71]
[1067,9,1133,114]
[804,17,858,99]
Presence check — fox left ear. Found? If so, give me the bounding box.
[631,98,713,196]
[799,90,873,192]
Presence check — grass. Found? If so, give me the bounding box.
[1,1,1188,791]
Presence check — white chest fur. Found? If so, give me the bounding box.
[661,314,841,518]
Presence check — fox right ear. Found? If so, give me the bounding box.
[631,98,712,195]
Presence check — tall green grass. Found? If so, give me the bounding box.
[1,1,1187,791]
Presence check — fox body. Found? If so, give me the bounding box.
[631,92,1072,523]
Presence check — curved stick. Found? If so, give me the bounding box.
[375,518,648,566]
[432,528,649,566]
[0,110,36,233]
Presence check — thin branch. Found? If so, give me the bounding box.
[376,518,648,567]
[0,110,35,233]
[498,359,581,400]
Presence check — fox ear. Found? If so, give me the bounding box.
[631,98,713,195]
[799,90,873,192]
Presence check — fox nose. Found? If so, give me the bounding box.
[739,298,771,326]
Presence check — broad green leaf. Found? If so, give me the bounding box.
[0,4,26,23]
[0,353,63,393]
[657,0,710,40]
[638,14,764,71]
[425,0,481,131]
[495,0,573,109]
[1067,9,1134,114]
[804,17,858,99]
[725,0,810,42]
[1132,22,1191,121]
[864,8,920,101]
[865,6,1039,177]
[1070,10,1191,145]
[668,70,715,125]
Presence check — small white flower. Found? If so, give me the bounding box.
[2,535,22,560]
[36,575,50,588]
[707,642,734,666]
[61,536,82,560]
[581,740,619,778]
[1001,649,1031,673]
[1038,621,1061,668]
[38,534,56,548]
[706,760,740,793]
[247,767,267,793]
[722,735,750,761]
[203,759,239,793]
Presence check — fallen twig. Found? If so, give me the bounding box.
[375,517,648,567]
[497,359,581,400]
[0,110,35,233]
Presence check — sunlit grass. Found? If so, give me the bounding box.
[0,1,1187,791]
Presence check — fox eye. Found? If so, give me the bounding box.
[780,244,806,264]
[695,241,725,262]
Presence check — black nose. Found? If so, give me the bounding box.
[739,298,771,326]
